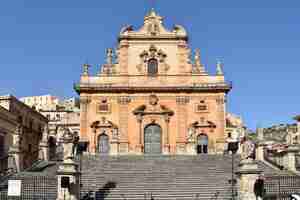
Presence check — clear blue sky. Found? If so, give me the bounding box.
[1,0,300,130]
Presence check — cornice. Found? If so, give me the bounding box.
[75,84,232,94]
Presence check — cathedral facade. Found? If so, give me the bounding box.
[75,10,231,155]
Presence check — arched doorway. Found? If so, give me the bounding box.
[197,134,208,154]
[144,124,162,154]
[97,133,109,154]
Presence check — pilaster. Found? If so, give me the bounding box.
[80,96,90,142]
[176,96,189,154]
[215,95,226,153]
[119,40,129,75]
[118,96,131,154]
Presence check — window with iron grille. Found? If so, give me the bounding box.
[97,99,110,113]
[148,58,158,75]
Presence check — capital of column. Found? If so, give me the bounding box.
[136,114,143,123]
[164,115,171,123]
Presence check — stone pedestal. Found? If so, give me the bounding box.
[57,159,80,200]
[176,143,186,154]
[118,142,129,155]
[110,141,119,155]
[163,144,171,155]
[133,144,143,155]
[8,147,21,172]
[39,141,49,161]
[186,143,196,155]
[236,159,262,200]
[215,139,225,154]
[256,143,264,162]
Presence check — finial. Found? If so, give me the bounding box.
[194,49,201,66]
[216,59,224,76]
[106,48,114,65]
[82,62,91,76]
[194,49,206,74]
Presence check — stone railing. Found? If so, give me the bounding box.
[264,175,300,199]
[264,147,299,172]
[264,149,285,170]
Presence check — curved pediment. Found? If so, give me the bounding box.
[190,120,216,128]
[91,117,117,128]
[119,9,188,40]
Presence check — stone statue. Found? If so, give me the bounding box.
[216,60,224,76]
[241,138,254,161]
[173,24,187,36]
[12,124,22,147]
[187,128,195,142]
[82,63,90,76]
[62,128,74,161]
[194,49,201,67]
[42,125,49,142]
[106,48,114,65]
[112,128,119,140]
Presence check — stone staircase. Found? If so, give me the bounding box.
[79,155,238,200]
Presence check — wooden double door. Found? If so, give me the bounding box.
[144,124,162,154]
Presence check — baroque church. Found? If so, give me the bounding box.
[75,9,232,155]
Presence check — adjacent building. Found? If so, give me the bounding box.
[20,95,80,146]
[0,95,48,172]
[75,10,232,155]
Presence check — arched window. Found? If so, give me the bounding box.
[147,58,158,75]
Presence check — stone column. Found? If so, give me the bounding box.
[236,159,262,200]
[215,95,226,154]
[135,114,143,154]
[176,96,189,154]
[57,136,80,200]
[163,115,170,154]
[118,96,131,154]
[80,96,90,143]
